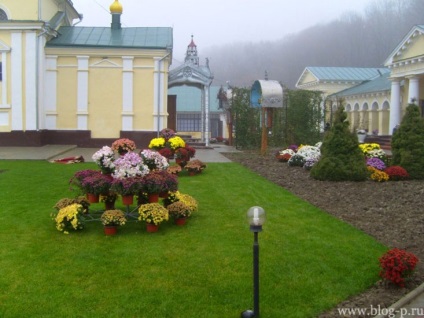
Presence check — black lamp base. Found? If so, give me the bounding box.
[241,309,255,317]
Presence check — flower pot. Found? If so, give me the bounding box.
[357,134,366,143]
[148,193,160,203]
[176,158,188,168]
[159,192,168,199]
[105,201,115,210]
[122,195,134,206]
[87,193,100,203]
[104,226,117,236]
[146,223,159,233]
[174,218,187,226]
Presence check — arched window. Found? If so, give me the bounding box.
[0,9,8,21]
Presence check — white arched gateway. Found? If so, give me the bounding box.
[168,36,213,146]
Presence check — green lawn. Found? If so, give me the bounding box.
[0,160,386,317]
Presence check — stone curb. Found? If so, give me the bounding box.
[374,282,424,318]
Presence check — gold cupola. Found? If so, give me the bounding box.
[110,0,123,14]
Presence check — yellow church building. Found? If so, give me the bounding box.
[0,0,173,148]
[296,25,424,136]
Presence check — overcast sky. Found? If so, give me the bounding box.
[72,0,375,63]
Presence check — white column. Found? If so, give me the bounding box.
[44,56,58,129]
[204,85,210,147]
[389,78,401,135]
[407,76,420,105]
[1,51,9,108]
[77,56,89,130]
[11,32,23,130]
[25,32,37,130]
[153,57,166,134]
[122,56,134,131]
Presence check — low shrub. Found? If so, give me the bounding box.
[367,166,389,182]
[379,248,419,287]
[384,166,409,181]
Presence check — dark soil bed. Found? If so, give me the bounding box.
[222,149,424,318]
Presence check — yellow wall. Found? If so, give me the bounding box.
[89,66,122,137]
[56,57,77,129]
[0,0,65,21]
[400,35,424,61]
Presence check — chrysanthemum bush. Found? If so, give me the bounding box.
[52,203,85,234]
[92,146,115,174]
[166,201,192,219]
[111,138,136,153]
[379,248,419,287]
[100,209,126,226]
[367,166,389,182]
[366,157,386,171]
[139,149,169,171]
[384,166,409,181]
[138,203,169,225]
[112,152,149,179]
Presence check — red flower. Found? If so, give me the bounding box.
[379,248,418,287]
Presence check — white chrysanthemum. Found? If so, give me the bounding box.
[297,146,321,161]
[279,149,296,156]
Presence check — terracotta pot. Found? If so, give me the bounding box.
[87,193,100,203]
[148,193,160,203]
[104,201,115,210]
[174,218,187,226]
[146,223,159,233]
[104,226,117,236]
[122,195,134,205]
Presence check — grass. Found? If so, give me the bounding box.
[0,160,386,317]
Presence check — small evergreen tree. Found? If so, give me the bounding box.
[391,104,424,179]
[310,106,368,181]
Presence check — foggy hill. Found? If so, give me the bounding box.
[201,0,424,89]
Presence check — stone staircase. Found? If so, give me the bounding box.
[364,135,392,151]
[177,134,207,148]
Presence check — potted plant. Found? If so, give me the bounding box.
[52,203,85,234]
[80,172,112,202]
[92,146,115,174]
[112,152,150,179]
[184,159,206,175]
[139,149,169,171]
[148,137,166,151]
[166,201,192,225]
[175,148,189,167]
[166,164,182,175]
[159,128,176,140]
[100,192,118,210]
[357,129,367,143]
[158,147,174,160]
[111,138,136,155]
[110,177,143,205]
[100,209,127,235]
[54,196,90,214]
[138,203,169,232]
[141,171,167,196]
[69,169,99,194]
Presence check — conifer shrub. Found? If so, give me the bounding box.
[310,106,368,181]
[391,104,424,179]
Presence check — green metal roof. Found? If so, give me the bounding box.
[168,86,222,112]
[46,26,173,49]
[308,67,390,81]
[330,71,393,97]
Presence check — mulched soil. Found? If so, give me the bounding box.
[222,148,424,318]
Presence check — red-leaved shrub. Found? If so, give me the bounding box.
[379,248,418,287]
[384,166,409,181]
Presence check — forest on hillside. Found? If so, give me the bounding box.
[200,0,424,89]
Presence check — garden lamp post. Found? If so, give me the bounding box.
[241,206,266,318]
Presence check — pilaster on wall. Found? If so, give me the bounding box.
[44,56,58,129]
[77,56,89,130]
[122,56,134,131]
[153,57,167,133]
[25,32,37,130]
[11,32,23,130]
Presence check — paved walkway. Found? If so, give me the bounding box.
[1,144,423,317]
[0,144,240,163]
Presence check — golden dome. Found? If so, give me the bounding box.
[110,0,123,14]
